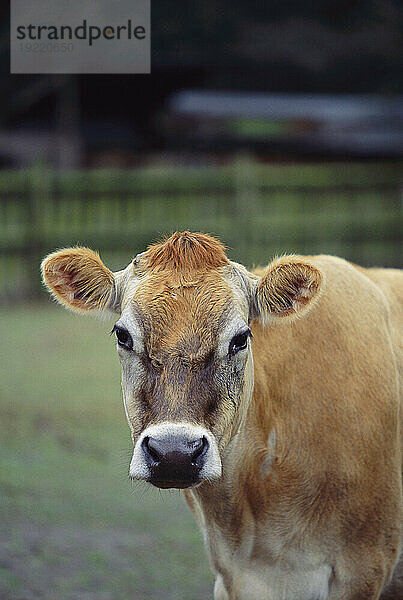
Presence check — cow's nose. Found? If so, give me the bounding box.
[141,435,208,488]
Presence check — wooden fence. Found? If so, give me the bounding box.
[0,162,402,302]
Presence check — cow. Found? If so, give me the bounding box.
[41,231,402,599]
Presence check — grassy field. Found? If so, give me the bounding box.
[0,304,213,600]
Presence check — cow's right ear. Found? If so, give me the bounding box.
[41,247,122,315]
[254,255,324,324]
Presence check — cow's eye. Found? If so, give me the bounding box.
[229,329,251,356]
[112,326,133,351]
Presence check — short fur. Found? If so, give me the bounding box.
[41,232,403,600]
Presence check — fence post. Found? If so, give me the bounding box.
[26,165,53,298]
[233,153,258,263]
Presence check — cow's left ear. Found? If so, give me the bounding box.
[255,255,324,324]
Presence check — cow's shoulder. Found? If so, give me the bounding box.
[356,264,403,331]
[250,253,401,476]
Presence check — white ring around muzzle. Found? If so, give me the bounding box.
[129,422,222,481]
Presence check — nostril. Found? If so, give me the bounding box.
[142,436,161,463]
[191,436,208,466]
[142,434,209,474]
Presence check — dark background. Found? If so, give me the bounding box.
[0,1,402,166]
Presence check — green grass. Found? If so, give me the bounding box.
[0,304,213,600]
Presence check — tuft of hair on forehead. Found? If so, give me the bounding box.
[142,231,229,273]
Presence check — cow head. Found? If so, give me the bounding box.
[42,232,323,489]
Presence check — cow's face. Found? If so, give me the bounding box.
[115,267,255,488]
[42,232,323,489]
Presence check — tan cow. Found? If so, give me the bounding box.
[42,231,402,599]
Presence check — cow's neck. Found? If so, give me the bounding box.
[192,385,275,539]
[191,325,344,565]
[190,338,311,548]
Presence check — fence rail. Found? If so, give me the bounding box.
[0,162,402,303]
